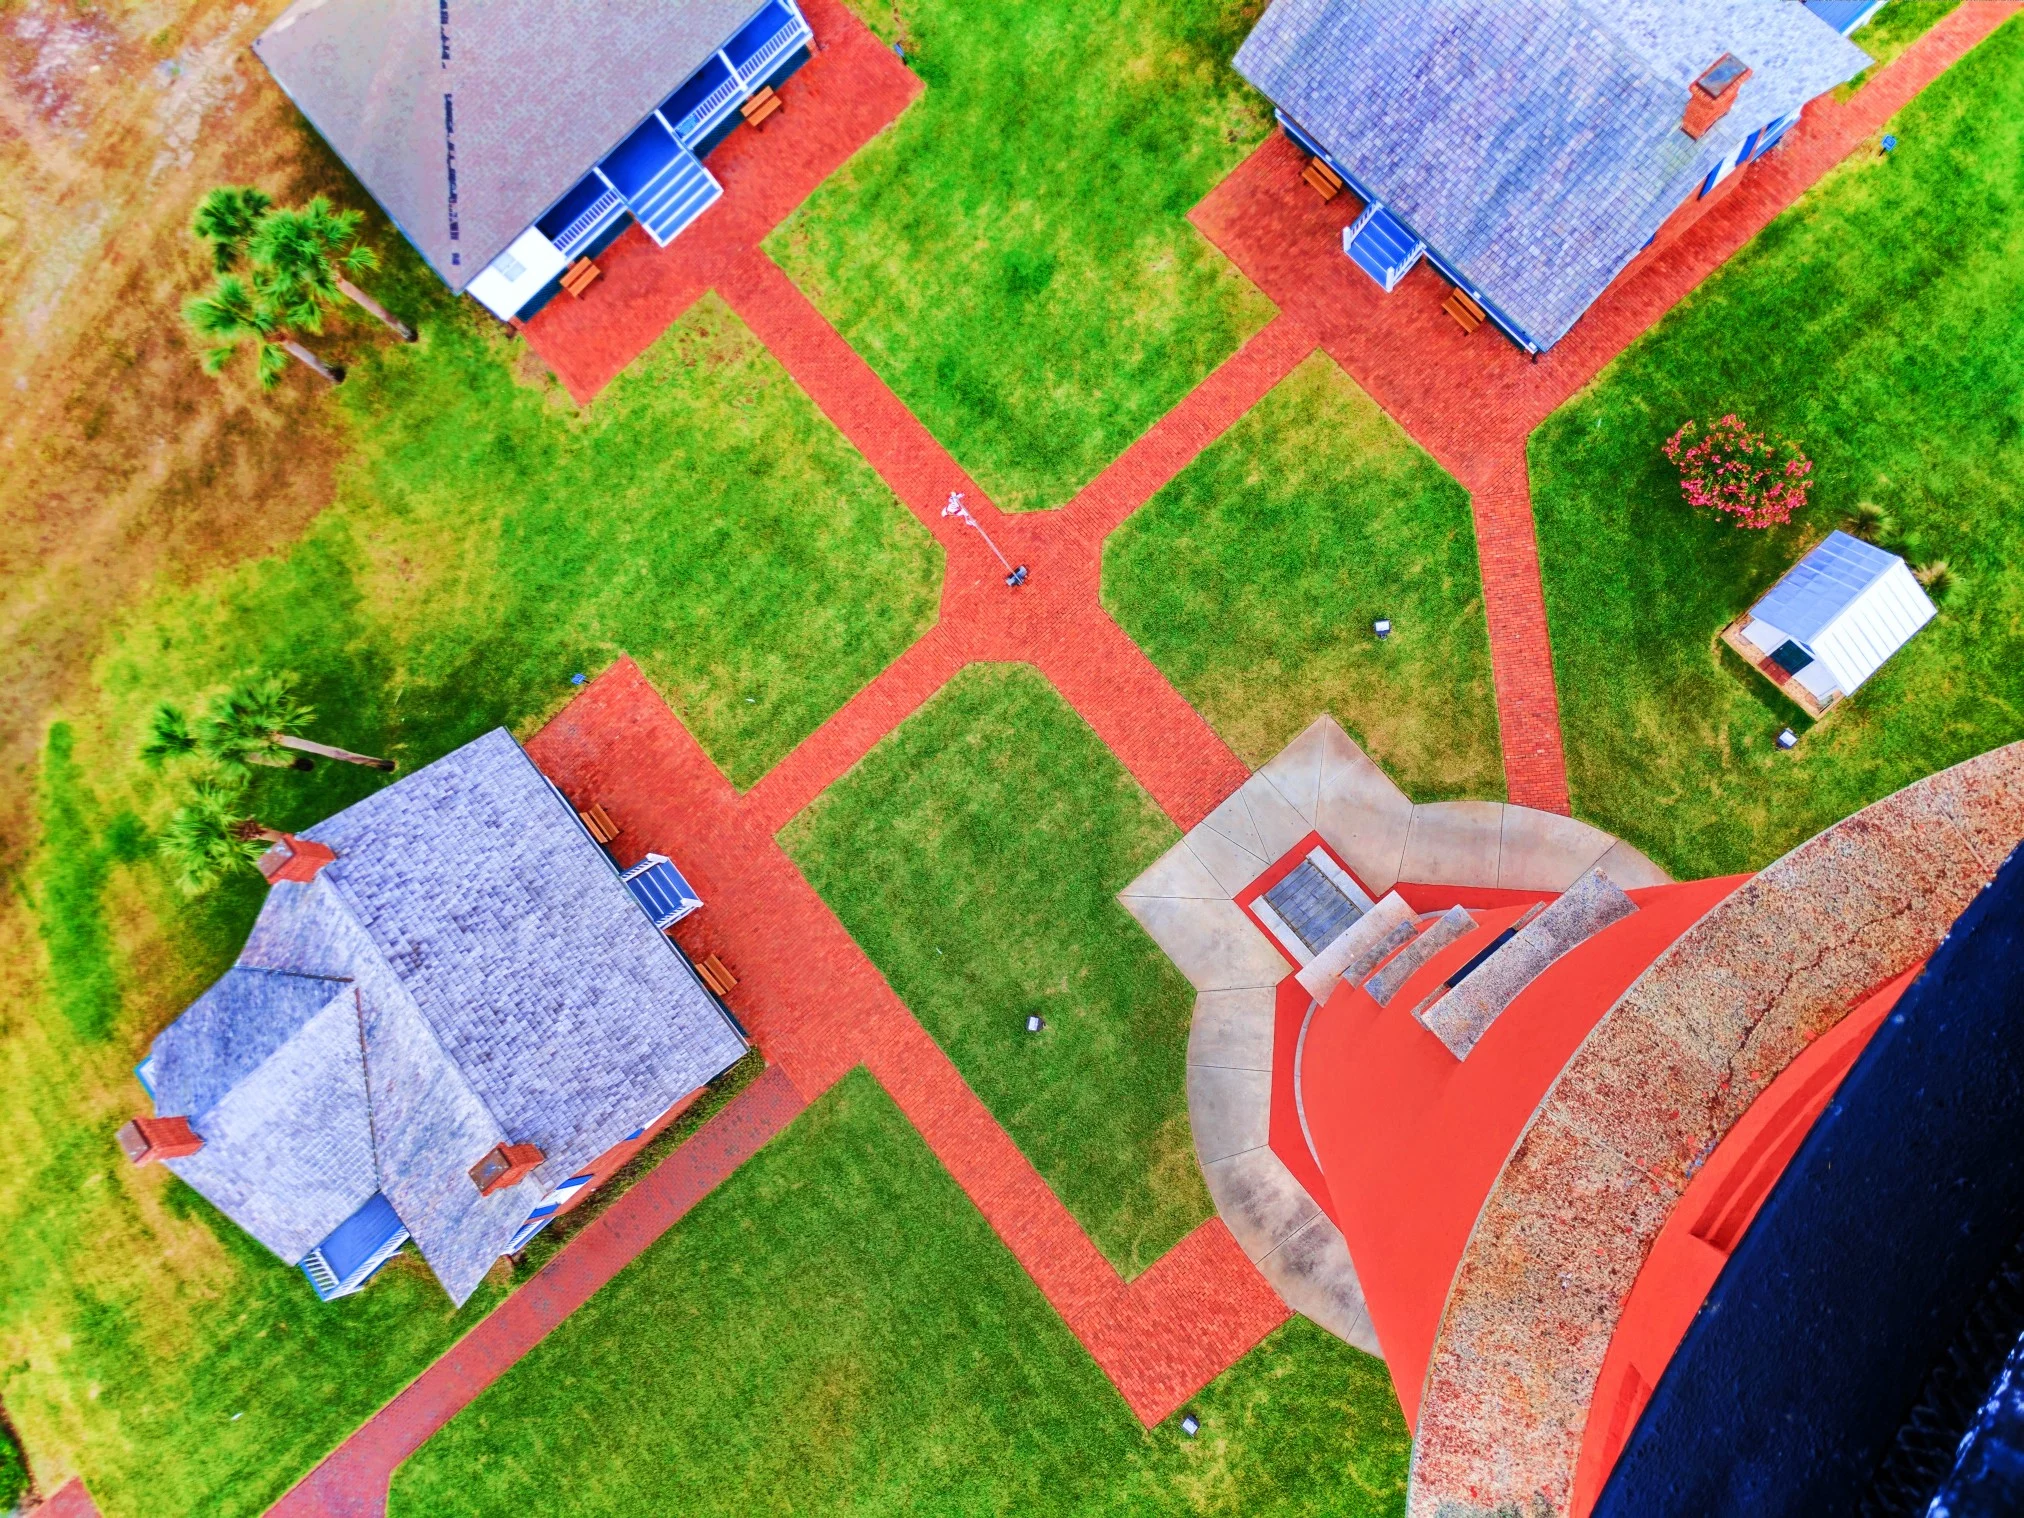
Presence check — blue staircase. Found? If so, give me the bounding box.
[624,147,722,246]
[598,114,723,249]
[1344,203,1425,292]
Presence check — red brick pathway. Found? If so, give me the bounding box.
[38,1479,102,1517]
[517,0,923,404]
[715,243,1259,832]
[266,1066,808,1518]
[528,661,1291,1419]
[1191,1,2020,812]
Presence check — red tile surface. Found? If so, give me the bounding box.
[266,1067,808,1518]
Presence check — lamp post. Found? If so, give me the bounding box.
[942,492,1029,587]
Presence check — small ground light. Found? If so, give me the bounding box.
[570,672,587,686]
[1777,728,1798,750]
[1026,1015,1045,1033]
[1881,133,1899,156]
[1373,618,1392,639]
[1180,1414,1200,1438]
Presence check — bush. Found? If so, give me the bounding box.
[1664,413,1814,529]
[0,1407,27,1510]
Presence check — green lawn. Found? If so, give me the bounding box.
[0,285,938,1515]
[1531,16,2024,879]
[1836,0,1962,100]
[392,1070,1408,1518]
[767,0,1275,511]
[1104,354,1503,800]
[781,665,1206,1275]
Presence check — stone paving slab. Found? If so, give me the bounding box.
[1129,716,1666,1362]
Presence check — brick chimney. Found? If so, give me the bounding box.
[470,1142,545,1196]
[117,1115,205,1164]
[257,833,338,884]
[1684,53,1751,139]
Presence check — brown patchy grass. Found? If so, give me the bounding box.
[0,0,382,864]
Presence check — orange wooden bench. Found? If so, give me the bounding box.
[576,803,620,845]
[691,953,738,996]
[560,258,601,299]
[1301,156,1344,202]
[740,86,783,129]
[1442,286,1487,335]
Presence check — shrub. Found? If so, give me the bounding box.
[1664,414,1814,529]
[0,1406,26,1509]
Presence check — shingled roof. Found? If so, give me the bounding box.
[252,0,763,290]
[1235,0,1869,348]
[149,727,746,1304]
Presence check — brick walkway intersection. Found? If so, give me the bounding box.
[260,5,2019,1513]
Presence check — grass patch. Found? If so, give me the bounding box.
[781,665,1206,1275]
[1836,1,1962,100]
[0,291,938,1516]
[391,1070,1409,1517]
[1104,354,1502,800]
[1531,17,2024,878]
[768,0,1275,511]
[30,725,146,1042]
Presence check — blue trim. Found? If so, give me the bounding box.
[134,1055,157,1099]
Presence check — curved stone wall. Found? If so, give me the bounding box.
[1408,743,2024,1518]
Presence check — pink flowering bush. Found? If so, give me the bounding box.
[1664,414,1814,529]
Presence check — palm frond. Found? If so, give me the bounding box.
[256,342,289,389]
[139,704,200,767]
[158,782,265,894]
[193,186,273,267]
[198,672,314,768]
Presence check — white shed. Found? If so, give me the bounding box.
[1737,530,1936,711]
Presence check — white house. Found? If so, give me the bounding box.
[1733,530,1936,715]
[253,0,814,322]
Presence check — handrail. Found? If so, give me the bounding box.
[551,186,623,256]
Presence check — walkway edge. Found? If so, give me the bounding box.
[266,1066,807,1518]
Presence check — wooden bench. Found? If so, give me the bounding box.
[740,86,783,129]
[691,953,738,996]
[1301,156,1344,203]
[1442,286,1487,335]
[576,803,620,845]
[560,258,601,299]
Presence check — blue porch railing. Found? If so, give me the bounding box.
[662,0,813,147]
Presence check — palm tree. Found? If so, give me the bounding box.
[198,673,394,771]
[192,185,274,273]
[185,273,345,388]
[158,783,285,893]
[251,196,416,342]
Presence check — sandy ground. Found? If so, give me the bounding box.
[0,0,347,863]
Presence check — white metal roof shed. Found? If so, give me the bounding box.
[1743,530,1936,704]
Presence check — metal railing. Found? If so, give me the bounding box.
[670,5,813,146]
[551,185,623,257]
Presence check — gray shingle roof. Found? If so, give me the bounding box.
[154,727,747,1304]
[253,0,766,290]
[1235,0,1869,347]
